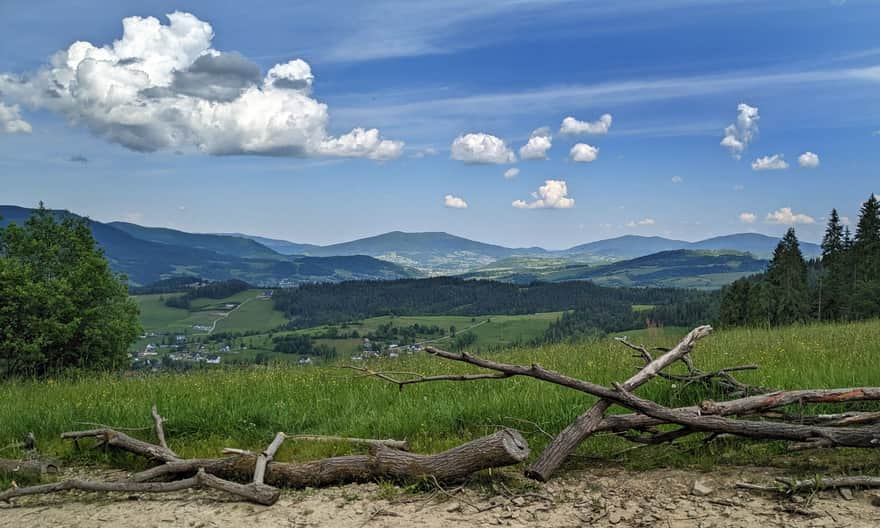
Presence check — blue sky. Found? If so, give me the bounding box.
[0,0,878,249]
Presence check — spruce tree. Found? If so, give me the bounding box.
[850,194,880,318]
[819,209,846,320]
[764,228,810,325]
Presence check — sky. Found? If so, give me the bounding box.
[0,0,878,249]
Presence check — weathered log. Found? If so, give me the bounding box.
[151,404,172,454]
[0,458,60,480]
[524,325,712,481]
[0,468,280,505]
[130,428,530,489]
[62,428,179,463]
[253,432,285,485]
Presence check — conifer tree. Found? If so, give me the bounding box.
[764,228,810,325]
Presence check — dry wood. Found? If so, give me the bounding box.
[0,468,280,505]
[62,428,179,463]
[150,404,172,453]
[342,365,510,390]
[737,475,880,494]
[253,432,286,485]
[524,325,712,481]
[130,428,529,489]
[0,459,60,480]
[286,434,410,451]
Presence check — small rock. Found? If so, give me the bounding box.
[445,502,462,513]
[511,497,526,507]
[839,487,854,501]
[608,511,623,524]
[691,480,714,497]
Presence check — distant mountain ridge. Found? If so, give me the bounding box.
[0,206,415,286]
[231,230,820,273]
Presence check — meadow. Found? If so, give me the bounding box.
[3,320,880,480]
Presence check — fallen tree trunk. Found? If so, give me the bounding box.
[0,459,60,480]
[524,325,712,481]
[132,428,530,489]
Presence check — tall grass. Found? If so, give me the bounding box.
[2,320,880,475]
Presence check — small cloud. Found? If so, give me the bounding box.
[733,184,745,192]
[570,143,599,163]
[559,114,612,135]
[766,207,814,225]
[178,205,186,212]
[503,167,520,180]
[443,194,468,209]
[873,130,880,136]
[513,180,574,209]
[671,175,683,184]
[519,127,552,160]
[738,212,756,224]
[68,154,89,164]
[625,218,656,228]
[721,103,759,159]
[451,133,516,164]
[751,154,789,171]
[797,151,820,168]
[0,101,32,134]
[412,146,437,158]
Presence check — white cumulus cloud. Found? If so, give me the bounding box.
[503,167,520,180]
[559,114,612,135]
[570,143,599,163]
[512,179,574,209]
[625,218,656,228]
[443,194,468,209]
[0,101,31,134]
[751,154,789,171]
[519,127,552,160]
[0,12,402,160]
[671,175,683,184]
[450,133,516,164]
[797,151,820,168]
[720,103,759,159]
[738,212,756,223]
[766,207,815,225]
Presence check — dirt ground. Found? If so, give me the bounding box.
[2,466,880,527]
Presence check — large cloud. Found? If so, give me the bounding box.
[519,127,552,160]
[569,143,599,163]
[0,101,31,134]
[766,207,814,224]
[559,114,612,135]
[0,12,402,159]
[450,133,516,164]
[720,103,759,159]
[512,179,574,209]
[751,154,789,171]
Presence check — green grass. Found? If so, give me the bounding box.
[133,289,287,335]
[3,319,880,478]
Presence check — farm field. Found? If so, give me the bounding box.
[134,289,287,335]
[3,319,880,477]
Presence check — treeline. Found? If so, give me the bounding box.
[129,276,205,295]
[543,291,719,342]
[165,279,251,309]
[271,334,337,359]
[273,277,718,333]
[720,194,880,326]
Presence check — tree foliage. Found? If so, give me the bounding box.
[720,194,880,327]
[0,205,141,376]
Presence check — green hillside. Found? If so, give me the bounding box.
[463,249,768,289]
[110,222,284,260]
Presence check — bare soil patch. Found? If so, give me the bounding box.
[3,466,880,527]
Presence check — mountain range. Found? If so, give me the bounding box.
[2,204,818,288]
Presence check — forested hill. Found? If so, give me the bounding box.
[272,277,718,331]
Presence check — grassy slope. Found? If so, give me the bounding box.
[133,289,287,335]
[3,320,880,476]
